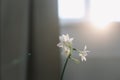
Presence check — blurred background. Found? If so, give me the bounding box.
[0,0,120,80]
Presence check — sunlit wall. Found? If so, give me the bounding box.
[58,0,120,80]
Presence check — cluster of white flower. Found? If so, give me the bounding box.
[57,34,73,56]
[57,34,89,62]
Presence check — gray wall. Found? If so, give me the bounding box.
[60,22,120,80]
[0,0,60,80]
[0,0,29,80]
[30,0,60,80]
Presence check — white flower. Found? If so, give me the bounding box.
[57,34,73,56]
[79,45,90,61]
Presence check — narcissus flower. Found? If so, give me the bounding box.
[57,34,90,80]
[79,45,90,61]
[57,34,73,56]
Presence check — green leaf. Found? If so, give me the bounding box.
[70,57,80,64]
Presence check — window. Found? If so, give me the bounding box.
[58,0,85,19]
[90,0,120,26]
[58,0,120,24]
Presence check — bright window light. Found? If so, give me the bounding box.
[90,0,120,27]
[58,0,85,19]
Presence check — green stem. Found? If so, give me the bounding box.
[60,54,71,80]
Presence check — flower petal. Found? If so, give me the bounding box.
[57,43,63,47]
[81,56,86,61]
[84,45,87,51]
